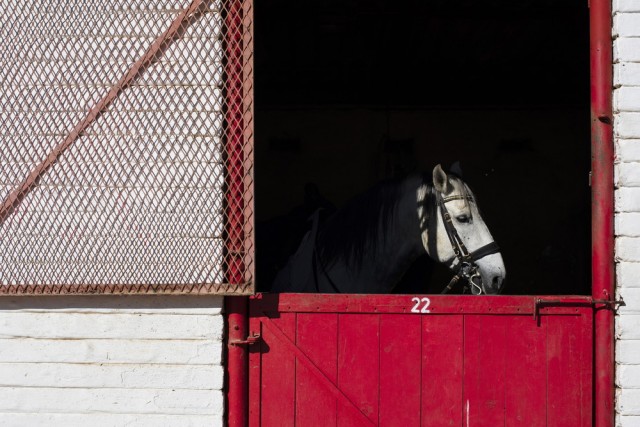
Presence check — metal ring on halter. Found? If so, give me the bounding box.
[468,270,484,295]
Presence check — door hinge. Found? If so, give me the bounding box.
[230,333,261,346]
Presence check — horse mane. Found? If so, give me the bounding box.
[317,175,424,269]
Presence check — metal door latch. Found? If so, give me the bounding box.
[230,333,261,346]
[533,295,624,320]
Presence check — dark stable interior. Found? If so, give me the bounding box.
[254,0,591,295]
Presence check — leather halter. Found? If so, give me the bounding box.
[433,190,500,294]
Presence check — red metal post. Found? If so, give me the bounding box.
[226,296,249,427]
[225,0,252,424]
[590,0,614,425]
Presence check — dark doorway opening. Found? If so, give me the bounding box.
[254,0,591,295]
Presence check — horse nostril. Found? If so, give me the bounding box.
[492,276,502,289]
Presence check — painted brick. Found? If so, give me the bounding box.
[616,162,640,186]
[616,213,640,236]
[617,140,640,162]
[0,413,222,427]
[616,113,640,139]
[0,363,224,390]
[616,237,640,262]
[614,13,640,37]
[618,288,640,314]
[617,315,640,339]
[0,296,226,426]
[617,365,640,388]
[618,262,640,288]
[618,416,640,427]
[618,389,640,416]
[0,387,223,416]
[616,87,640,112]
[616,340,640,364]
[615,0,640,13]
[616,188,640,212]
[615,10,640,427]
[0,312,223,340]
[0,295,223,315]
[615,38,640,63]
[615,63,640,87]
[0,338,222,365]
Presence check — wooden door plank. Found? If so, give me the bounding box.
[248,314,263,426]
[504,315,547,427]
[379,314,422,427]
[296,313,339,427]
[337,314,380,427]
[260,313,296,427]
[579,308,594,427]
[421,315,464,427]
[464,315,507,426]
[547,312,589,427]
[261,315,375,426]
[248,295,594,427]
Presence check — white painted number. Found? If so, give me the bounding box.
[410,297,431,313]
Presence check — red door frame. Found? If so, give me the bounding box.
[590,0,614,425]
[227,0,615,424]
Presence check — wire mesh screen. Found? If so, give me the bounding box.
[0,0,254,294]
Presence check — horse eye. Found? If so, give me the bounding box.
[456,215,470,223]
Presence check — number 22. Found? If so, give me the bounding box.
[410,297,431,313]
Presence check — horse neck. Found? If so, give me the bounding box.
[359,177,427,291]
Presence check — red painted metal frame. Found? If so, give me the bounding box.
[225,0,254,424]
[227,296,249,427]
[251,293,595,316]
[590,0,614,425]
[0,0,254,296]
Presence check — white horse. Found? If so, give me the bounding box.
[272,164,506,294]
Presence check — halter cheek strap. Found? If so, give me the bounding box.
[434,190,500,294]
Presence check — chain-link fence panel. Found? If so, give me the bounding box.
[0,0,254,294]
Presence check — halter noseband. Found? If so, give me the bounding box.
[434,190,500,295]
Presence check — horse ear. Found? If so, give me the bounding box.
[450,161,463,178]
[433,164,452,194]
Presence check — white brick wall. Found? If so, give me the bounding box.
[0,296,225,427]
[614,1,640,426]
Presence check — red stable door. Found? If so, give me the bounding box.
[248,294,593,427]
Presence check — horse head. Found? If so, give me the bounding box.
[420,164,506,294]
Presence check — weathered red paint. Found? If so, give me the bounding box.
[225,0,256,420]
[590,0,615,425]
[227,296,249,427]
[249,294,594,426]
[225,0,247,287]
